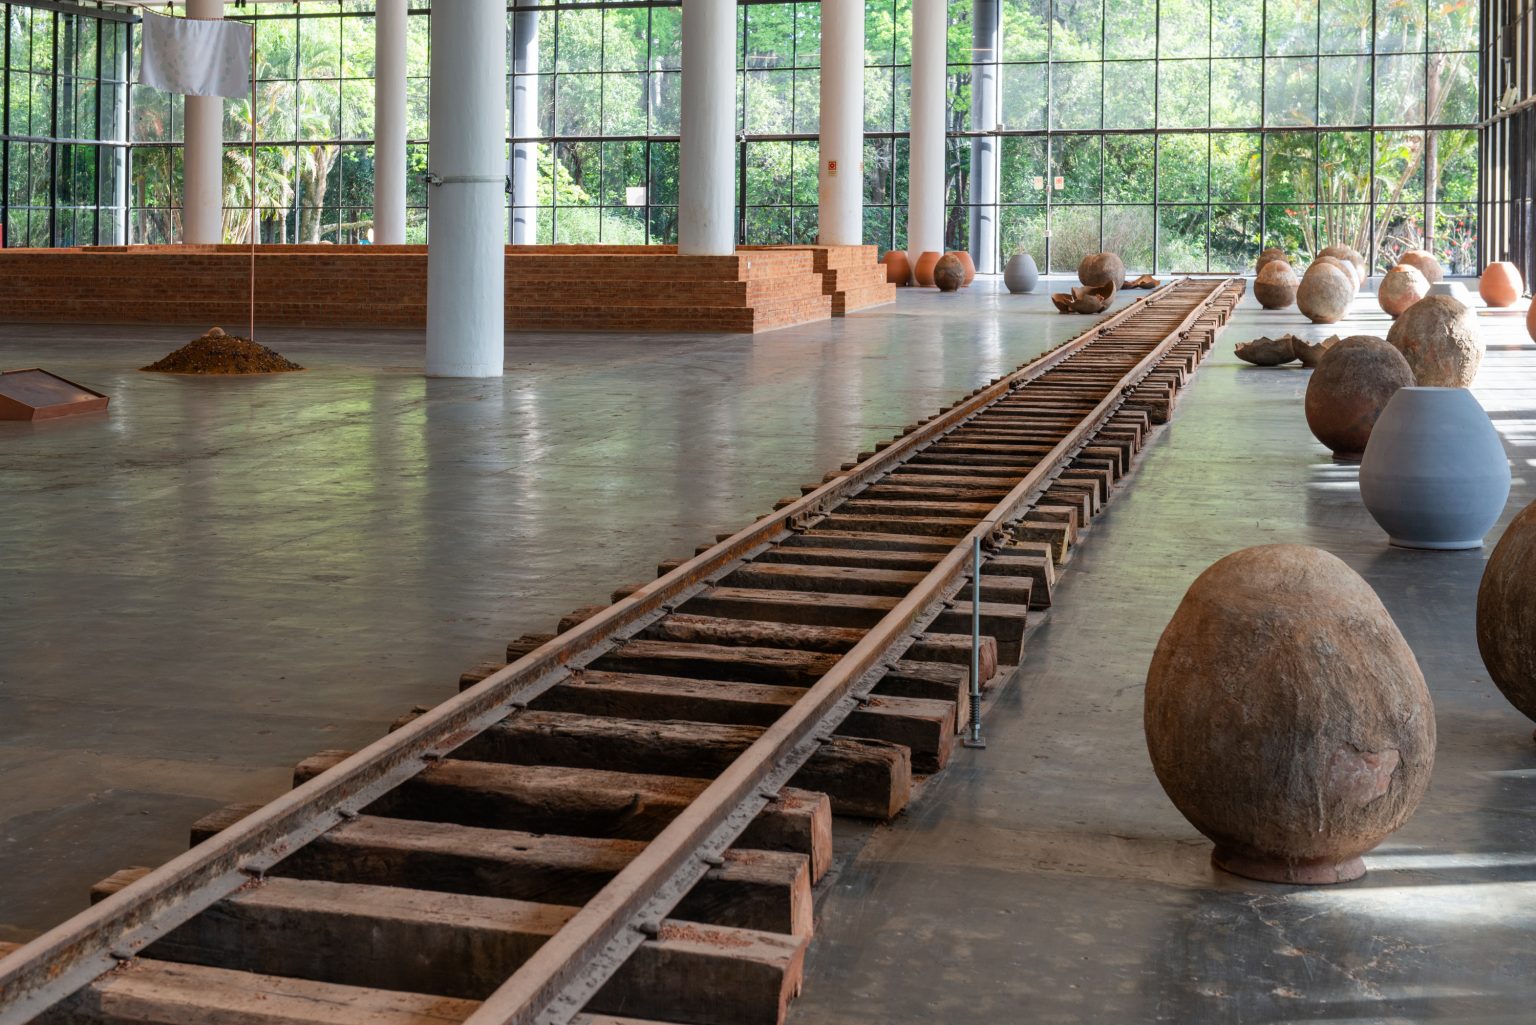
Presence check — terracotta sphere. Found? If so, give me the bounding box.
[1398,249,1444,284]
[945,250,976,287]
[1256,248,1289,275]
[1478,499,1536,725]
[1304,336,1414,460]
[1529,300,1536,345]
[882,250,912,286]
[1319,244,1366,283]
[1145,544,1436,884]
[1386,294,1484,387]
[1297,264,1355,323]
[1377,264,1430,318]
[1313,256,1360,292]
[933,253,966,292]
[912,251,941,288]
[1479,262,1524,308]
[1253,261,1299,309]
[1078,252,1126,296]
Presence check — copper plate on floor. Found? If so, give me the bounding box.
[0,368,110,421]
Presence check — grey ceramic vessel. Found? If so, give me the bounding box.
[1359,386,1511,550]
[1004,252,1039,294]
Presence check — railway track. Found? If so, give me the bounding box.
[0,276,1244,1025]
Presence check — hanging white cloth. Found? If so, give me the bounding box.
[137,9,253,98]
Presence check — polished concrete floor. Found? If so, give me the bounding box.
[791,290,1536,1025]
[3,281,1535,1024]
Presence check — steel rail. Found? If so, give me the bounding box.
[0,276,1203,1025]
[466,277,1239,1025]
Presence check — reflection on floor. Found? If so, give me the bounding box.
[4,281,1535,1025]
[788,291,1536,1025]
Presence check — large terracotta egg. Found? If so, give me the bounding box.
[1304,336,1414,460]
[1377,264,1430,318]
[1478,499,1536,727]
[1297,264,1354,323]
[1253,261,1299,310]
[1078,252,1126,297]
[1257,247,1289,275]
[1145,544,1436,884]
[1398,249,1444,284]
[1386,294,1483,387]
[1479,262,1524,308]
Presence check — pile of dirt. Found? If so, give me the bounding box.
[141,328,304,375]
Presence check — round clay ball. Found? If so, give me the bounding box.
[1078,252,1126,295]
[1398,249,1444,284]
[1256,248,1289,275]
[1297,263,1355,323]
[1253,261,1299,310]
[1478,499,1536,724]
[933,253,966,292]
[1479,262,1524,308]
[1313,255,1360,292]
[1386,294,1483,387]
[1377,264,1430,318]
[1319,244,1366,283]
[1305,336,1414,460]
[1145,544,1435,884]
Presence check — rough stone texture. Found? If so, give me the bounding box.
[1145,544,1436,884]
[1256,247,1289,275]
[1304,335,1414,459]
[1253,261,1299,309]
[1293,337,1333,367]
[1479,262,1524,307]
[1478,499,1536,724]
[1297,264,1354,323]
[1386,294,1484,387]
[1318,245,1366,282]
[945,250,976,287]
[1313,256,1359,291]
[1078,252,1125,296]
[1377,264,1430,317]
[1234,336,1298,366]
[1398,249,1444,284]
[933,254,966,292]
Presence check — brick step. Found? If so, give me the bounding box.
[833,283,898,316]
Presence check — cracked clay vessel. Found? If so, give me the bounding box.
[1144,544,1435,884]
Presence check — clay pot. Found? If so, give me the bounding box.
[1145,544,1435,884]
[1004,252,1039,294]
[1253,261,1299,310]
[1051,282,1115,314]
[903,252,940,288]
[1294,337,1333,367]
[1314,255,1359,291]
[1478,499,1536,724]
[946,250,976,287]
[1398,249,1444,284]
[933,253,966,292]
[1256,247,1289,275]
[1319,244,1366,284]
[1377,264,1429,318]
[1304,336,1414,460]
[1234,336,1298,366]
[1078,252,1125,296]
[1529,300,1536,344]
[1360,387,1511,549]
[1479,262,1524,307]
[1427,280,1476,307]
[1386,294,1483,387]
[1297,264,1354,323]
[882,250,912,286]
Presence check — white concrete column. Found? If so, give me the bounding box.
[183,0,225,244]
[818,0,864,246]
[968,0,1000,273]
[907,0,946,263]
[510,0,540,245]
[425,0,507,378]
[679,0,736,256]
[373,0,408,244]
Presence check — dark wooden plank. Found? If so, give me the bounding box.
[94,875,805,1025]
[189,808,812,937]
[446,711,913,817]
[292,753,832,879]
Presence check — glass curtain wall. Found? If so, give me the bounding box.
[3,2,131,248]
[110,0,1479,273]
[948,0,1480,274]
[1479,0,1533,286]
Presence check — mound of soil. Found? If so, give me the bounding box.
[142,328,304,375]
